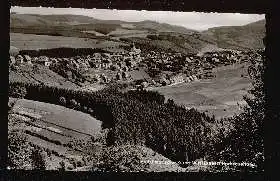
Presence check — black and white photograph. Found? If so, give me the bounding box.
[8,6,265,172]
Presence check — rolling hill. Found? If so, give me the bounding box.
[10,13,265,54]
[203,19,265,50]
[10,13,197,34]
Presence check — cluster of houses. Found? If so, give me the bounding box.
[136,49,262,88]
[9,43,263,88]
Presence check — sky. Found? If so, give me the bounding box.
[11,6,265,31]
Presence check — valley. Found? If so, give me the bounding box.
[8,12,265,172]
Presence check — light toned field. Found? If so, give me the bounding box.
[94,40,127,50]
[10,33,99,50]
[108,28,148,36]
[82,30,105,36]
[9,64,79,89]
[150,63,252,119]
[12,99,102,137]
[120,24,136,29]
[10,33,128,51]
[128,69,151,81]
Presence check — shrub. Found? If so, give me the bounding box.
[30,148,46,170]
[69,159,77,169]
[69,99,78,109]
[9,84,27,98]
[59,97,66,106]
[77,160,83,167]
[8,128,32,169]
[58,161,65,171]
[46,149,52,157]
[97,145,149,172]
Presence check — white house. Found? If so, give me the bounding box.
[37,56,52,67]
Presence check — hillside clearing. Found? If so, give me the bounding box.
[12,99,102,137]
[150,63,252,119]
[10,33,99,50]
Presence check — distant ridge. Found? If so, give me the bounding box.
[10,13,265,53]
[203,19,265,50]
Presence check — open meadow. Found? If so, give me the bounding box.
[149,63,252,119]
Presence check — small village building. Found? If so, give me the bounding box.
[37,56,52,67]
[80,62,89,71]
[72,61,80,69]
[212,57,220,63]
[45,61,52,67]
[100,74,109,83]
[129,43,141,57]
[23,55,32,65]
[185,57,192,63]
[141,81,149,88]
[16,55,24,64]
[10,56,16,65]
[171,74,185,84]
[185,77,191,83]
[122,71,129,79]
[122,66,129,72]
[193,75,198,81]
[189,76,194,81]
[151,79,157,85]
[86,74,101,83]
[116,72,122,80]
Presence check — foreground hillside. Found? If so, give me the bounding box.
[8,98,103,170]
[8,98,199,171]
[8,76,262,171]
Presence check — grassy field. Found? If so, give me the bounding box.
[149,63,252,119]
[12,99,102,137]
[108,28,149,36]
[9,98,103,169]
[9,64,79,89]
[10,33,128,52]
[10,33,99,50]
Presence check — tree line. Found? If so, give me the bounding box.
[19,47,110,58]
